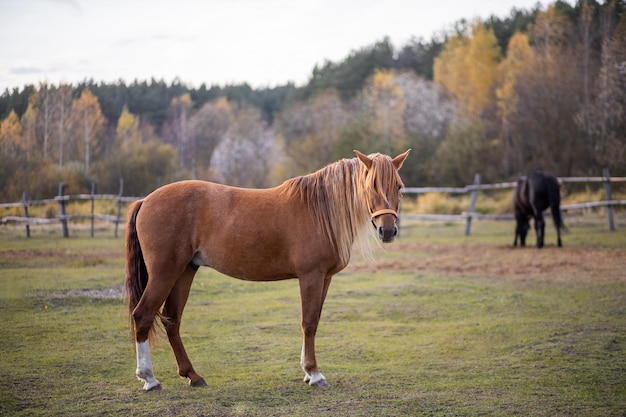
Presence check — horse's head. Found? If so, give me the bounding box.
[355,149,410,243]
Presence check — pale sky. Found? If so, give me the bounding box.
[0,0,552,91]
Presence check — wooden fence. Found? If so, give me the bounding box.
[402,169,626,235]
[0,180,140,238]
[1,171,625,238]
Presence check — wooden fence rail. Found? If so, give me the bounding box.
[401,171,626,234]
[1,172,625,238]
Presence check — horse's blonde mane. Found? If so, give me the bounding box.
[280,153,402,265]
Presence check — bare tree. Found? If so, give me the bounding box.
[210,106,276,188]
[53,84,72,167]
[187,97,232,179]
[579,10,626,171]
[163,93,193,178]
[277,89,347,176]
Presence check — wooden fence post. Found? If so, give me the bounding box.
[58,182,69,238]
[90,181,96,238]
[114,178,124,238]
[602,168,615,232]
[22,191,30,238]
[464,173,481,236]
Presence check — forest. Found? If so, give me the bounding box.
[1,0,624,202]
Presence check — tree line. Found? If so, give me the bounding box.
[1,0,624,202]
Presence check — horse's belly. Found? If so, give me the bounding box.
[193,244,298,282]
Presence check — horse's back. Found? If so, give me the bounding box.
[136,180,228,240]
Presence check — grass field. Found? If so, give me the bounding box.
[0,214,625,416]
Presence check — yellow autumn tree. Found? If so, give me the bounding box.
[92,104,177,195]
[531,4,572,62]
[434,34,468,105]
[496,32,535,172]
[67,88,106,172]
[116,105,141,152]
[21,91,40,161]
[434,22,501,120]
[363,69,407,153]
[0,110,24,157]
[0,110,26,199]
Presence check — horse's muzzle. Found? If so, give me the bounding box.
[378,225,398,242]
[371,209,399,243]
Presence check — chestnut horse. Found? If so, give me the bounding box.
[126,149,410,391]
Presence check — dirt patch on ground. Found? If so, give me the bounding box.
[348,242,626,283]
[37,284,125,299]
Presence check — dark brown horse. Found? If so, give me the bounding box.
[126,149,410,391]
[513,170,566,248]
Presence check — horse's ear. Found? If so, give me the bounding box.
[392,149,411,170]
[354,150,372,170]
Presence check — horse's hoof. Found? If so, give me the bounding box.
[311,379,330,388]
[145,383,162,392]
[190,378,208,387]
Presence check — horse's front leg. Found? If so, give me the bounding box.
[534,214,545,248]
[299,274,333,387]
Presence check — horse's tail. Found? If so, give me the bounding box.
[547,178,567,232]
[125,200,156,342]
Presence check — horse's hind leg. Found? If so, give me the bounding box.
[161,264,207,387]
[553,212,563,247]
[135,337,161,391]
[520,217,530,246]
[514,216,529,247]
[133,280,176,391]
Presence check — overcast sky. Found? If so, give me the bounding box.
[0,0,553,90]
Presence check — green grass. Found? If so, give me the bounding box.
[0,216,625,416]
